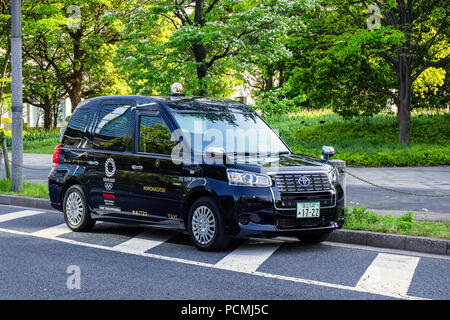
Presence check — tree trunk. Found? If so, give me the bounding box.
[43,106,52,130]
[70,30,83,112]
[264,66,274,91]
[396,78,412,144]
[69,76,82,112]
[397,97,411,144]
[396,55,412,144]
[196,64,208,96]
[264,76,273,92]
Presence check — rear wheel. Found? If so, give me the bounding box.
[63,185,95,232]
[188,196,230,251]
[297,231,331,244]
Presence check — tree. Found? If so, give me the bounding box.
[328,0,449,143]
[22,32,67,129]
[23,0,131,112]
[281,6,394,118]
[118,0,303,97]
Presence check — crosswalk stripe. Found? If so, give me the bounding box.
[32,223,70,238]
[0,210,43,223]
[215,240,281,273]
[356,253,420,296]
[112,230,174,253]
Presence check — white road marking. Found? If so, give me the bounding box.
[112,230,174,253]
[0,226,426,300]
[0,210,43,223]
[324,241,450,261]
[356,253,420,296]
[215,240,282,273]
[32,223,70,238]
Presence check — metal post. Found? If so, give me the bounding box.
[329,159,346,205]
[11,0,23,192]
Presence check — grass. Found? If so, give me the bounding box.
[3,128,60,154]
[0,178,48,199]
[267,109,450,166]
[21,138,60,154]
[343,206,450,239]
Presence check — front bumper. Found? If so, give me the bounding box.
[221,179,345,238]
[235,220,342,238]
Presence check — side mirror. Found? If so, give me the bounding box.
[205,147,225,159]
[321,146,336,164]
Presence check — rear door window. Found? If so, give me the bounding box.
[92,104,134,152]
[63,107,92,148]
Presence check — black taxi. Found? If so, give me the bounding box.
[49,93,345,251]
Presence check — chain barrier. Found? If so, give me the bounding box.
[5,159,51,171]
[345,169,450,198]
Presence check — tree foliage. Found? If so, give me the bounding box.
[117,0,307,97]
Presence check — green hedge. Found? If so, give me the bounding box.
[269,113,450,166]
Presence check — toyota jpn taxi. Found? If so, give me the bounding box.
[48,91,345,251]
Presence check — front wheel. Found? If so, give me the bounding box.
[188,196,230,251]
[63,185,95,232]
[297,231,331,244]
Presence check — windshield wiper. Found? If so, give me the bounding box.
[225,151,290,156]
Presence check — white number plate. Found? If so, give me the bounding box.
[296,202,320,218]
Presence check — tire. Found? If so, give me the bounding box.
[297,231,331,244]
[187,196,230,251]
[63,185,95,232]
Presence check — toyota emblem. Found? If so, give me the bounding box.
[298,176,310,187]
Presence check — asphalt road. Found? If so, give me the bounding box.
[0,204,449,300]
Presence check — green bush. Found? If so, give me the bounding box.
[268,112,450,166]
[254,88,302,116]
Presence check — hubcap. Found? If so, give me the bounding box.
[66,192,84,226]
[192,205,216,245]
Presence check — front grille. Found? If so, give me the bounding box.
[273,172,331,192]
[277,192,335,209]
[276,215,331,229]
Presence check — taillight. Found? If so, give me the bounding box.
[53,144,62,167]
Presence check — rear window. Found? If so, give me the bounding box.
[62,107,92,148]
[92,104,133,152]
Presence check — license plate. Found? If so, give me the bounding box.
[296,202,320,218]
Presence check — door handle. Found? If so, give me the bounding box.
[88,161,99,166]
[131,164,143,171]
[184,165,201,175]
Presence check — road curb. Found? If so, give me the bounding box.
[0,194,448,256]
[0,194,53,211]
[328,229,450,256]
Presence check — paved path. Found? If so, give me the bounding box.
[346,167,450,220]
[0,153,449,220]
[0,204,448,300]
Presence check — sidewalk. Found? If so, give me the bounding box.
[346,166,450,221]
[0,153,52,184]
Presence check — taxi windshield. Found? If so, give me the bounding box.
[172,111,290,155]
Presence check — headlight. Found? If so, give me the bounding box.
[328,167,339,185]
[227,169,272,187]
